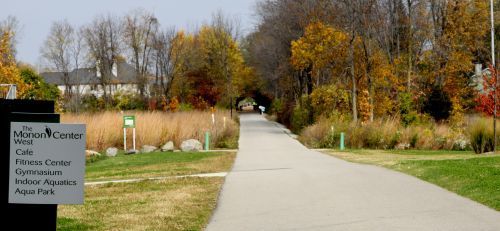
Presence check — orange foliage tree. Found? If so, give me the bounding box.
[475,65,499,116]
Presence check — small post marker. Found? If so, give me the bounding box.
[211,107,216,126]
[123,115,136,151]
[340,132,345,150]
[205,132,210,151]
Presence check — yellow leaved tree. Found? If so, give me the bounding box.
[291,21,348,87]
[0,31,28,97]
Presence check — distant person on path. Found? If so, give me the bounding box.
[258,106,265,115]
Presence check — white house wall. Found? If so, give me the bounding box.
[58,84,143,97]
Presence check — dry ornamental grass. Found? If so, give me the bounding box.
[61,110,239,151]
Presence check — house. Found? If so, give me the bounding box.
[472,64,492,92]
[41,61,155,97]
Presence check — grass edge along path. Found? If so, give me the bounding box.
[86,151,235,182]
[58,151,236,231]
[324,149,500,211]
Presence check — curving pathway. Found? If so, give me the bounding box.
[206,113,500,231]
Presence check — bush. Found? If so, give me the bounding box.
[291,102,312,133]
[291,105,308,133]
[399,92,417,126]
[179,103,194,111]
[81,95,100,112]
[310,84,350,118]
[299,117,341,148]
[468,118,494,154]
[270,98,284,114]
[113,92,146,110]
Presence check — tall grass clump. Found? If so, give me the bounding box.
[61,110,239,151]
[468,117,494,154]
[300,115,474,151]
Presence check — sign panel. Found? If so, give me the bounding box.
[9,122,86,204]
[123,115,135,128]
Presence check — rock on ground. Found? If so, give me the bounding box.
[161,141,175,152]
[106,147,118,157]
[141,145,158,153]
[180,139,203,152]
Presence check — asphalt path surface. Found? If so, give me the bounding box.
[206,113,500,231]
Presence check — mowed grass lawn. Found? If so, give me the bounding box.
[326,150,500,211]
[86,151,235,182]
[58,151,236,231]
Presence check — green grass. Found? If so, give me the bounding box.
[326,149,500,211]
[394,157,500,211]
[58,178,223,231]
[86,151,235,182]
[58,151,236,231]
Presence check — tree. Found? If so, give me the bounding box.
[291,22,348,88]
[195,16,243,107]
[83,14,122,105]
[40,19,75,97]
[152,28,191,101]
[476,65,499,116]
[123,9,158,97]
[0,30,28,97]
[19,66,60,100]
[0,16,21,57]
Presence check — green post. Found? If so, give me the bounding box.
[205,132,210,151]
[340,132,345,150]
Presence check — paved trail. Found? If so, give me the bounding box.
[206,113,500,231]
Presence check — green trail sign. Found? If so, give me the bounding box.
[123,115,136,151]
[123,116,135,128]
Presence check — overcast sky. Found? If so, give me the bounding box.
[2,0,258,66]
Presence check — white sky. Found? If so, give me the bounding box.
[2,0,259,65]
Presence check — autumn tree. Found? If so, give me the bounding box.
[291,22,348,88]
[421,0,490,120]
[0,30,28,97]
[0,16,20,57]
[475,65,499,116]
[152,28,186,99]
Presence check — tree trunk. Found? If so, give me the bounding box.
[350,37,358,122]
[407,0,413,91]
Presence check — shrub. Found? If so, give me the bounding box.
[291,96,314,133]
[310,84,350,118]
[169,97,179,112]
[399,92,417,126]
[468,118,494,154]
[179,103,193,111]
[270,98,284,114]
[113,92,146,110]
[388,131,401,149]
[291,105,309,133]
[81,95,100,112]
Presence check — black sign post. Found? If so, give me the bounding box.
[1,99,59,230]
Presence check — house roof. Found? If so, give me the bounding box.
[42,68,98,85]
[41,61,154,86]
